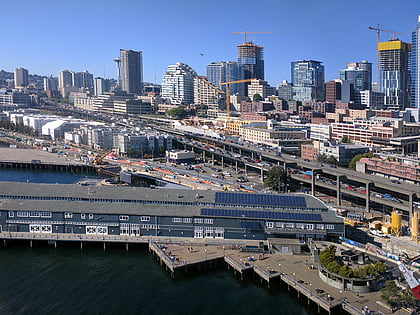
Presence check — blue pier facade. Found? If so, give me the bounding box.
[0,182,344,242]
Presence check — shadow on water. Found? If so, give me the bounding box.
[0,244,318,315]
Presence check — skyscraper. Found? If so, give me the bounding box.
[339,61,372,91]
[411,15,420,109]
[162,62,197,105]
[120,49,143,95]
[237,42,264,96]
[291,60,325,101]
[58,70,72,89]
[206,61,242,95]
[14,68,28,88]
[94,77,110,96]
[378,39,411,109]
[43,77,58,91]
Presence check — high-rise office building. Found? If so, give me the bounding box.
[14,68,28,88]
[43,77,58,91]
[411,15,420,109]
[378,39,411,109]
[206,61,242,95]
[58,70,73,89]
[339,61,372,91]
[72,71,93,89]
[277,80,293,101]
[162,62,197,105]
[291,60,325,101]
[94,77,110,96]
[237,42,264,96]
[120,49,143,95]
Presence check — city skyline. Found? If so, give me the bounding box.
[0,0,418,86]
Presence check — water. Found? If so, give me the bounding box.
[0,169,314,315]
[0,168,98,184]
[0,247,314,315]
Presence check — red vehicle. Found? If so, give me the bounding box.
[252,159,260,163]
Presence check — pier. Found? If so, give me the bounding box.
[0,231,410,314]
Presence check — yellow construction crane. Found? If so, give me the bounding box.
[368,25,405,86]
[220,78,255,122]
[233,30,275,44]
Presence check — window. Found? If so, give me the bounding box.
[326,224,334,230]
[120,223,129,235]
[204,226,214,238]
[306,224,314,230]
[41,212,52,218]
[119,215,129,221]
[140,216,150,222]
[29,225,40,233]
[64,212,73,219]
[29,211,40,218]
[183,218,192,223]
[214,227,224,239]
[88,214,94,220]
[81,213,86,219]
[204,219,213,224]
[17,211,29,217]
[8,211,14,218]
[172,217,183,223]
[275,222,285,228]
[266,222,274,229]
[194,218,203,224]
[316,224,325,230]
[41,225,52,233]
[296,223,305,229]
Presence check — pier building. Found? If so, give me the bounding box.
[0,182,343,241]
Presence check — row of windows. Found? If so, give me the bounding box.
[265,222,335,230]
[172,218,213,224]
[11,211,52,218]
[0,195,323,212]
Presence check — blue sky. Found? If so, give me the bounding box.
[1,0,418,86]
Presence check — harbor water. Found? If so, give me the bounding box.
[0,168,315,315]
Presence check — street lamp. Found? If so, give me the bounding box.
[339,290,343,301]
[309,283,312,296]
[204,249,207,260]
[278,263,282,274]
[293,272,297,283]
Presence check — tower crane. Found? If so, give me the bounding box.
[233,30,275,44]
[368,25,404,86]
[368,25,404,44]
[220,78,256,123]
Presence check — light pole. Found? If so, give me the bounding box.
[309,283,312,296]
[204,249,207,260]
[278,263,282,274]
[339,290,343,301]
[293,272,297,283]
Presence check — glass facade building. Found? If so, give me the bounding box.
[206,61,242,95]
[291,60,325,101]
[411,15,420,109]
[339,61,372,91]
[378,40,411,109]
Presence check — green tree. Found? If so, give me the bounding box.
[166,107,187,119]
[341,135,351,143]
[348,152,373,170]
[263,167,287,192]
[319,245,336,266]
[338,265,354,278]
[326,260,341,274]
[253,94,263,102]
[380,280,401,308]
[326,155,338,165]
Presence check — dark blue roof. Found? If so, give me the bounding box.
[201,208,322,221]
[215,192,307,207]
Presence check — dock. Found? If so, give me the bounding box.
[0,232,412,315]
